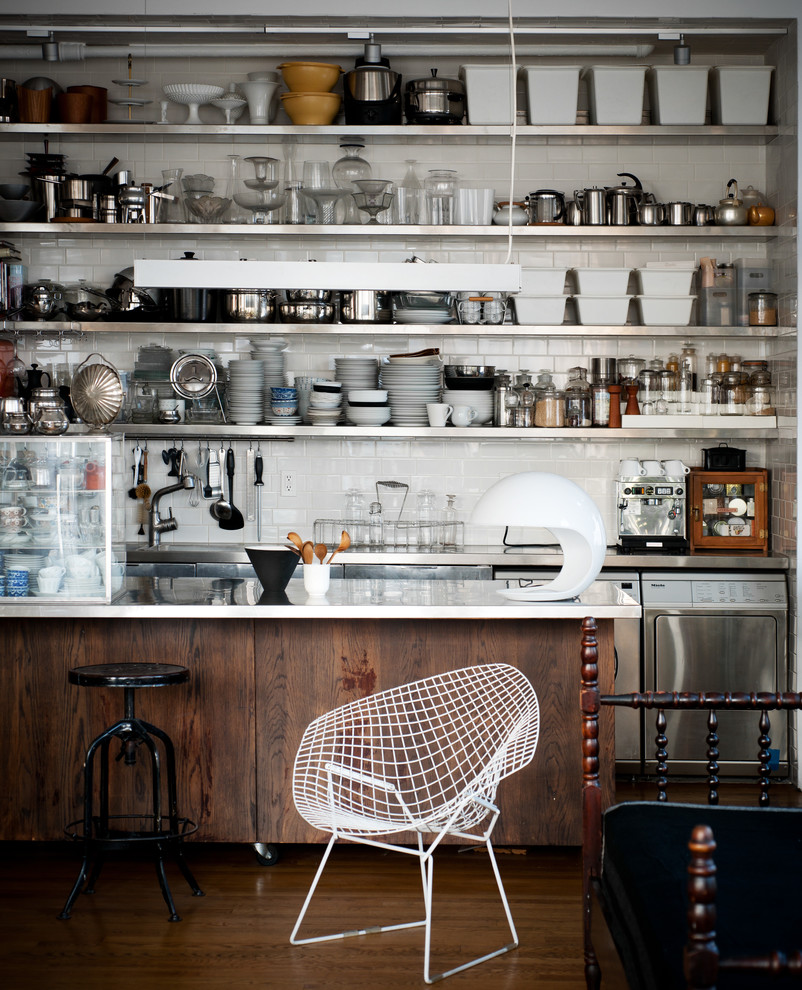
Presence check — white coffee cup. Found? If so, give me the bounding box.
[619,459,645,477]
[451,405,478,427]
[38,573,63,595]
[641,460,665,476]
[662,459,690,476]
[426,402,454,427]
[303,562,331,597]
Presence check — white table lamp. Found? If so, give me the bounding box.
[470,472,607,601]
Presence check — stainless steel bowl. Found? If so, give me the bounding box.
[444,364,496,377]
[222,288,276,323]
[63,280,114,321]
[286,288,333,303]
[279,301,336,323]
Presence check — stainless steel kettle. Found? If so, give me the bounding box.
[606,172,643,225]
[714,178,749,226]
[574,187,606,225]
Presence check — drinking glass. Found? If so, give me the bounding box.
[424,169,458,225]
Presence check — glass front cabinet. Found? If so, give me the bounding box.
[688,468,770,556]
[0,434,125,601]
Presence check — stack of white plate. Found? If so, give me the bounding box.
[441,386,494,424]
[334,356,379,403]
[227,359,266,424]
[379,356,443,426]
[5,550,48,581]
[63,574,104,597]
[250,339,288,418]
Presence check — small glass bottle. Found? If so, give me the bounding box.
[564,366,592,428]
[680,342,697,390]
[417,490,435,549]
[368,500,383,547]
[443,494,462,549]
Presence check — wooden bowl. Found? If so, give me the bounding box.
[277,62,342,94]
[280,91,341,126]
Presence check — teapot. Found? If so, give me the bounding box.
[22,279,65,321]
[606,172,643,225]
[714,178,749,226]
[17,362,51,403]
[492,201,528,226]
[748,202,775,226]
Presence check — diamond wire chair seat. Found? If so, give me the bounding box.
[290,663,540,984]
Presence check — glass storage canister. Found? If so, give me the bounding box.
[748,290,778,326]
[512,379,536,427]
[564,367,592,428]
[745,383,776,416]
[591,382,611,426]
[535,383,564,427]
[720,371,752,415]
[424,169,458,225]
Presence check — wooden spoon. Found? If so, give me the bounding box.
[301,541,315,564]
[314,543,327,564]
[287,532,304,553]
[326,530,351,564]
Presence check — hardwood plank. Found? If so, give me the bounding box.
[0,840,587,990]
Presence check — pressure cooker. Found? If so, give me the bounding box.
[404,69,465,124]
[168,251,218,322]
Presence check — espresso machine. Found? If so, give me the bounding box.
[617,461,688,553]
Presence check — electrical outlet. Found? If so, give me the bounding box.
[282,471,296,496]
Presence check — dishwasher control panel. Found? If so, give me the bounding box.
[642,571,787,607]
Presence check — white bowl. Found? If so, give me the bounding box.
[345,405,392,425]
[162,83,225,104]
[571,268,633,295]
[635,295,696,326]
[573,295,633,325]
[347,389,388,402]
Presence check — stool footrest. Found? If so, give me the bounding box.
[65,814,199,847]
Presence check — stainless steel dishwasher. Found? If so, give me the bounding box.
[642,571,789,775]
[492,567,643,773]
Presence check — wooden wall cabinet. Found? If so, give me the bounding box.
[689,468,769,555]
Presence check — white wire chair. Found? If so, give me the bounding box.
[290,663,541,984]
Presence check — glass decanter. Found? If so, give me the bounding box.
[332,142,371,224]
[396,159,423,224]
[160,168,184,223]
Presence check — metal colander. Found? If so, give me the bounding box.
[70,352,124,427]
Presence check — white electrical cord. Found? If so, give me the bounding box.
[504,0,518,267]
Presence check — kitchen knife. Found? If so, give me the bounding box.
[254,450,264,542]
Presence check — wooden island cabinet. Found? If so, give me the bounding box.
[0,579,630,847]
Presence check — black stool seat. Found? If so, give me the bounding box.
[69,662,189,688]
[59,661,203,922]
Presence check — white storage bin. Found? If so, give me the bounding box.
[572,267,632,295]
[519,65,580,124]
[581,65,647,125]
[635,267,696,295]
[520,268,568,294]
[513,295,569,325]
[459,64,518,124]
[647,66,709,125]
[574,295,632,325]
[635,295,696,326]
[709,66,774,125]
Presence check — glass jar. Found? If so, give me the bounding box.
[564,367,592,428]
[368,500,383,547]
[424,169,458,225]
[591,383,611,426]
[699,376,720,415]
[748,290,778,326]
[535,385,564,427]
[512,381,536,427]
[680,343,697,390]
[745,384,776,416]
[720,371,751,414]
[637,369,660,404]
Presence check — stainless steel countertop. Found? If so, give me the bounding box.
[0,577,640,620]
[125,543,789,571]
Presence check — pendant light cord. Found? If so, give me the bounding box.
[504,0,518,267]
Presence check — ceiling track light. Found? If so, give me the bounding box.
[41,31,59,62]
[674,34,691,65]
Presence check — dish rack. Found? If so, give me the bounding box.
[313,517,464,550]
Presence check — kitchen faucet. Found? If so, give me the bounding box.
[148,452,196,547]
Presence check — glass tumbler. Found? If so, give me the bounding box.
[424,169,458,225]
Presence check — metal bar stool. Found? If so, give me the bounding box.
[59,662,204,922]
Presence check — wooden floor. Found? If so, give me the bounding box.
[2,782,800,990]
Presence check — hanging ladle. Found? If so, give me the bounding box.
[209,445,233,521]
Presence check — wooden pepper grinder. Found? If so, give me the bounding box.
[624,383,640,416]
[607,384,622,428]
